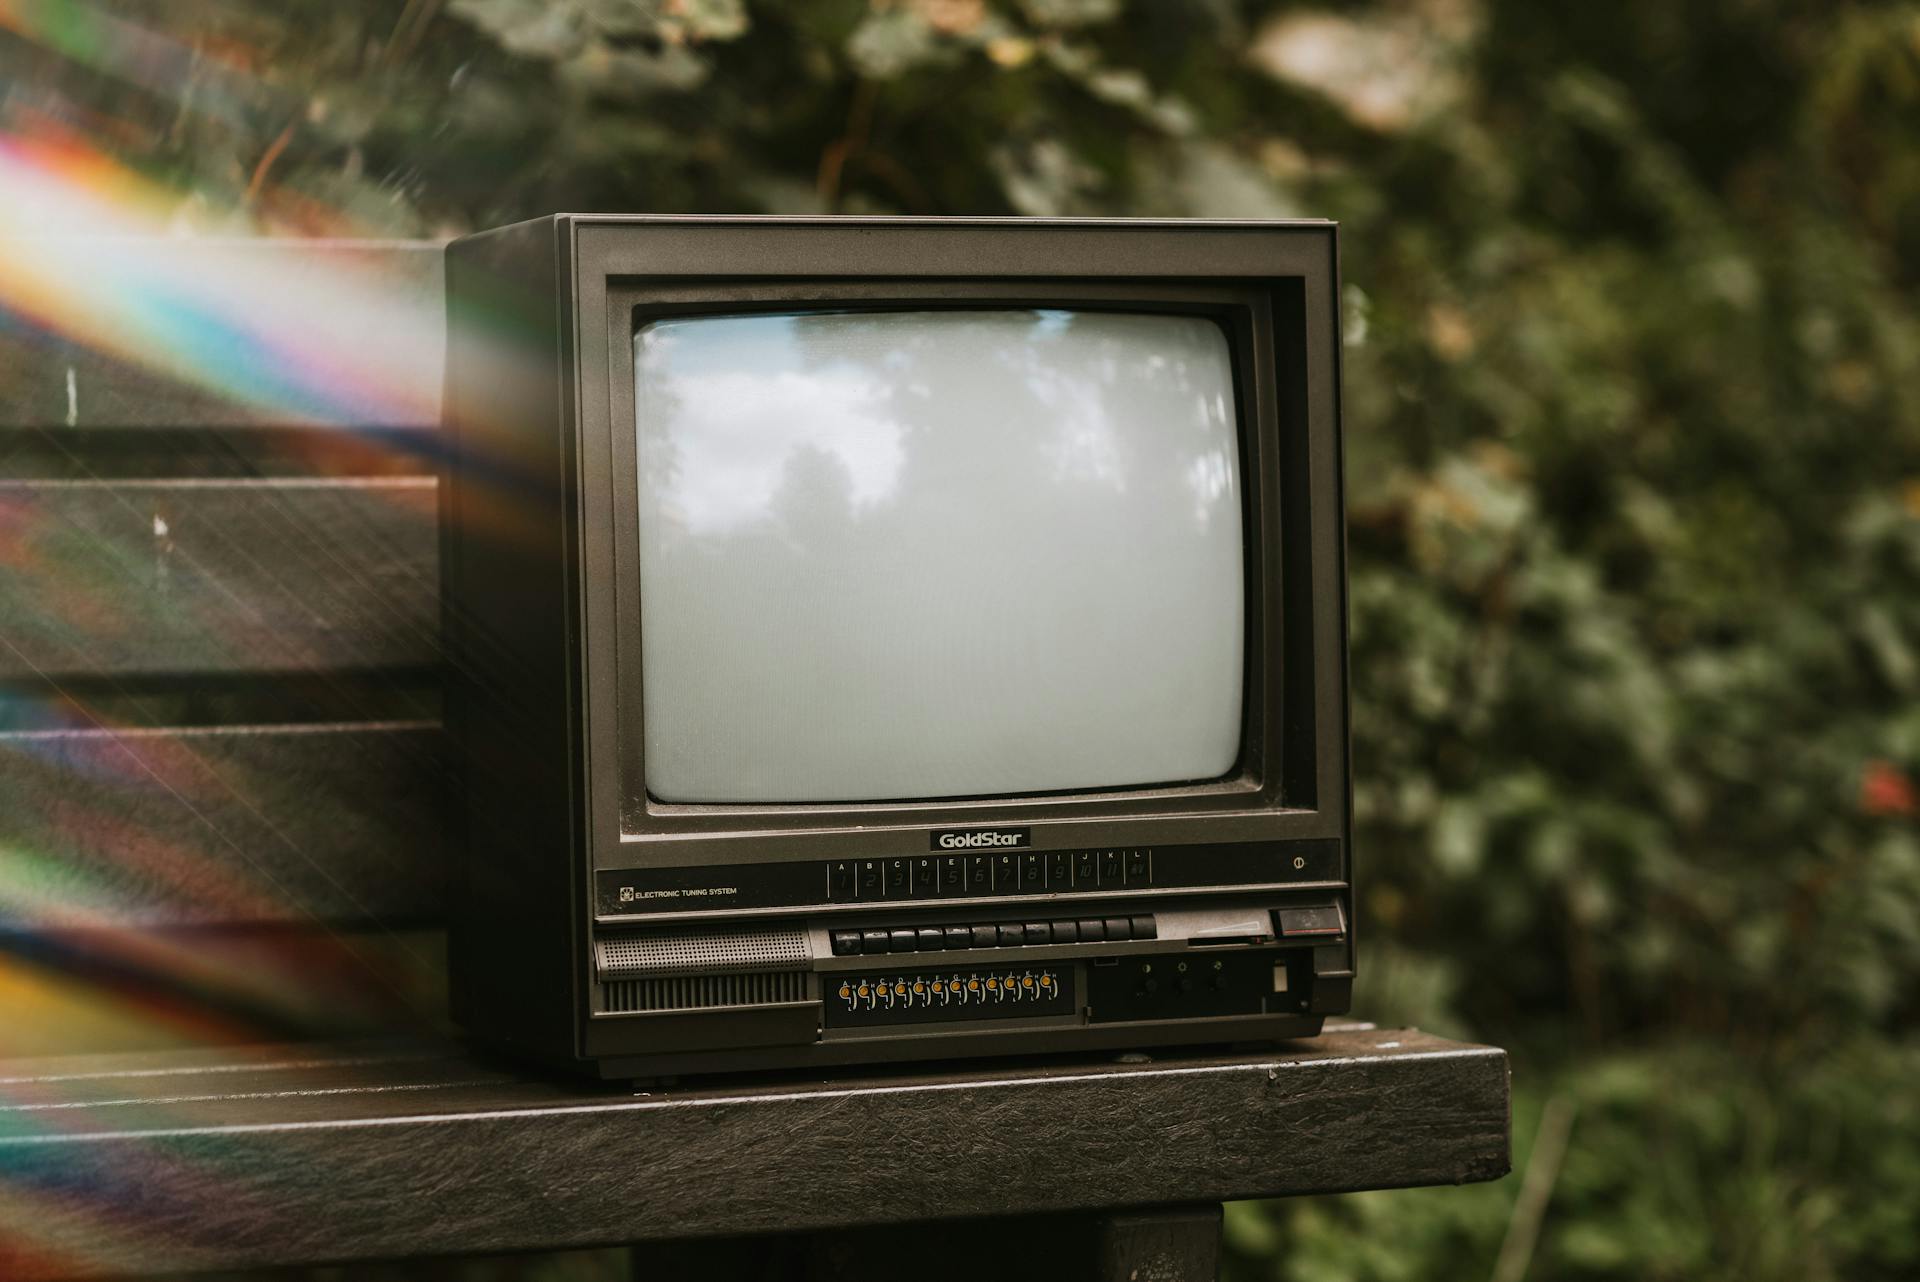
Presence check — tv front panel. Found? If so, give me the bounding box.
[444,216,1352,1079]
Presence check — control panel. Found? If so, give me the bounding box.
[825,966,1075,1028]
[594,839,1344,918]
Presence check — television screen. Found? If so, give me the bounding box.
[633,308,1246,804]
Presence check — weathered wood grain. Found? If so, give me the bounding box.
[0,241,444,431]
[0,723,443,928]
[0,477,438,678]
[0,1026,1510,1279]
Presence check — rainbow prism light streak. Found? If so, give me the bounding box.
[0,130,443,428]
[1,0,451,1106]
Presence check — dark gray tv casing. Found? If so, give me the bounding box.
[443,215,1352,1079]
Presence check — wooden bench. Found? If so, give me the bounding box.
[0,238,1509,1280]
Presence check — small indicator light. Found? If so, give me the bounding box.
[949,980,962,993]
[968,978,980,990]
[1213,960,1224,972]
[894,983,908,997]
[838,984,851,999]
[1022,975,1035,988]
[986,978,998,990]
[857,985,870,998]
[913,981,925,994]
[1176,961,1188,973]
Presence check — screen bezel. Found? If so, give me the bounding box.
[618,287,1265,811]
[569,220,1345,874]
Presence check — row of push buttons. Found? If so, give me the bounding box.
[826,850,1150,901]
[830,914,1156,957]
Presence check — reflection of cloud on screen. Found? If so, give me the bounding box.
[1027,360,1130,493]
[1187,448,1236,530]
[641,363,906,536]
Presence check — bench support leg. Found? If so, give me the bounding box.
[1096,1203,1222,1282]
[628,1202,1223,1281]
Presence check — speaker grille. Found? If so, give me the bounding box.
[601,971,813,1014]
[595,928,811,978]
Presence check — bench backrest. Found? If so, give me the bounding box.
[0,239,452,1055]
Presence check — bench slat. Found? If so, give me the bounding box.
[0,477,438,678]
[0,241,444,430]
[0,1027,1510,1279]
[0,723,442,929]
[0,929,448,1064]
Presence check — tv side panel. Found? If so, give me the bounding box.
[443,216,584,1066]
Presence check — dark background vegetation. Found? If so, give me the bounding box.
[3,1,1918,1278]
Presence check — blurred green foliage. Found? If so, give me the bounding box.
[5,1,1918,1278]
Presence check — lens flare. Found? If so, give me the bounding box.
[0,0,451,1100]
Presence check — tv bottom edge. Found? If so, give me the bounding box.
[588,1011,1330,1080]
[573,891,1353,1079]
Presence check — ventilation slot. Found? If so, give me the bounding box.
[602,970,813,1014]
[596,928,811,979]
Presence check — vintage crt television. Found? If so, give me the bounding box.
[442,215,1351,1079]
